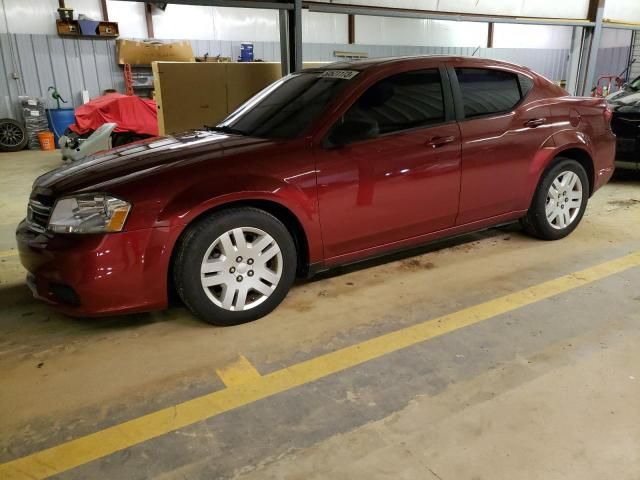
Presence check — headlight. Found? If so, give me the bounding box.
[48,194,131,234]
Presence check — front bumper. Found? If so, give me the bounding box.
[16,220,181,316]
[611,113,640,169]
[614,137,640,170]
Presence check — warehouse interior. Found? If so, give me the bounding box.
[1,0,640,479]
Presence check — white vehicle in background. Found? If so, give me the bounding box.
[59,92,158,162]
[59,122,117,161]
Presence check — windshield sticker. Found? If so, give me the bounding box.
[319,70,359,80]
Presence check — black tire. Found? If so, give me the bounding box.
[520,158,589,240]
[173,208,297,326]
[0,118,28,152]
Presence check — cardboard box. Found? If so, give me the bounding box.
[225,63,282,113]
[152,62,227,136]
[153,61,332,135]
[117,39,194,65]
[153,62,282,135]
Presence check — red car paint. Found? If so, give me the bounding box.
[16,56,615,316]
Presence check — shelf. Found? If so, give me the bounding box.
[56,20,119,39]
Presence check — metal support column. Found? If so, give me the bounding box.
[289,0,303,72]
[566,27,584,95]
[145,2,155,38]
[577,0,606,95]
[279,9,291,76]
[279,0,302,75]
[348,14,355,44]
[487,22,494,48]
[628,30,640,81]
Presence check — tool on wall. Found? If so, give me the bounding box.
[48,86,68,109]
[124,64,134,95]
[591,60,637,98]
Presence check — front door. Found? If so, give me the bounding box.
[314,67,462,260]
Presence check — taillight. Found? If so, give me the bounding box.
[604,104,613,124]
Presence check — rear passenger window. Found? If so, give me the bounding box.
[343,69,445,135]
[518,74,534,97]
[455,68,521,118]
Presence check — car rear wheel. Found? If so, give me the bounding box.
[173,208,297,326]
[520,158,589,240]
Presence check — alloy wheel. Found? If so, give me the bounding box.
[545,170,583,230]
[200,227,283,311]
[0,121,25,148]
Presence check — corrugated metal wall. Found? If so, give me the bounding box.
[0,33,124,118]
[595,44,633,79]
[303,44,574,81]
[0,34,631,120]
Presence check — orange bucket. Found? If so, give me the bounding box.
[38,131,56,151]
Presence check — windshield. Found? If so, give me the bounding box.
[216,71,357,139]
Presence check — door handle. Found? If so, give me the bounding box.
[524,118,547,128]
[426,135,456,148]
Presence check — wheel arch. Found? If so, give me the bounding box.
[169,198,311,284]
[551,147,595,195]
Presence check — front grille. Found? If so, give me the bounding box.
[611,114,640,138]
[49,282,81,306]
[27,198,53,233]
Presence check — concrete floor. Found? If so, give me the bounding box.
[0,150,639,479]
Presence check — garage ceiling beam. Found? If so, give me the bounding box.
[113,0,294,9]
[304,2,595,27]
[602,21,640,31]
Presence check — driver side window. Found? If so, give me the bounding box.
[332,69,445,145]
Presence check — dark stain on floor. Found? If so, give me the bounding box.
[399,259,436,271]
[607,199,640,208]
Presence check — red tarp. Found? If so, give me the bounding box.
[69,93,158,136]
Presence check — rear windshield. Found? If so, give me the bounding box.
[218,71,356,139]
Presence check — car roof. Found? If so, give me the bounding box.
[305,55,531,74]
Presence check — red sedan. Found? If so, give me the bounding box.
[16,56,615,325]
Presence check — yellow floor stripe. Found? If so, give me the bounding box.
[0,250,17,258]
[216,355,262,387]
[2,250,640,479]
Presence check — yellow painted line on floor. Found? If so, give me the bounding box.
[2,250,640,480]
[216,355,262,387]
[0,250,17,258]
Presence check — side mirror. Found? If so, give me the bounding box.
[327,119,379,148]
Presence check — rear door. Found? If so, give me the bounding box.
[449,66,551,225]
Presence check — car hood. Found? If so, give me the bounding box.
[606,88,640,107]
[33,131,273,196]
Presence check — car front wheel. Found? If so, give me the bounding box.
[521,158,589,240]
[173,208,297,326]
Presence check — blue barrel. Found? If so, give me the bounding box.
[46,108,76,147]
